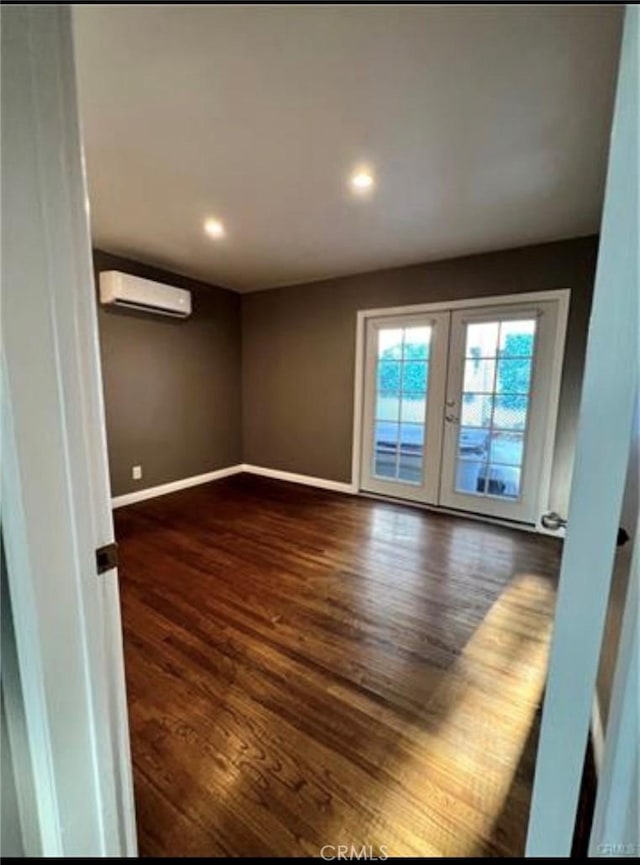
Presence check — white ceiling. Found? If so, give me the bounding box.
[72,5,622,292]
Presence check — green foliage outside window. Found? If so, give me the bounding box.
[498,333,533,407]
[378,332,533,404]
[378,342,427,392]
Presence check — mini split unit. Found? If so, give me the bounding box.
[99,271,192,318]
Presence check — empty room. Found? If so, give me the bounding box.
[3,2,638,860]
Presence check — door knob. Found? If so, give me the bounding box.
[445,399,456,407]
[445,413,459,423]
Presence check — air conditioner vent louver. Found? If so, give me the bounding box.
[99,271,192,318]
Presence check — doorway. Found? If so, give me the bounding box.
[359,292,569,525]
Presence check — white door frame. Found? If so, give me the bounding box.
[351,289,570,530]
[526,6,638,856]
[1,6,136,856]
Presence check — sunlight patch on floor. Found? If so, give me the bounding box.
[370,572,557,856]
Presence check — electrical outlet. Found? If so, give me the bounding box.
[132,465,142,481]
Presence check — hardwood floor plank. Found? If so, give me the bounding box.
[115,474,560,857]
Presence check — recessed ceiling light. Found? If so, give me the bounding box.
[350,170,375,192]
[204,218,226,239]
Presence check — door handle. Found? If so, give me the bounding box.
[445,413,459,423]
[445,399,456,407]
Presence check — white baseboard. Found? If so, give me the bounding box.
[111,464,244,508]
[111,461,566,545]
[241,463,356,494]
[112,462,563,533]
[591,695,605,776]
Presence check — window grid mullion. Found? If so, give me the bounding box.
[482,322,502,494]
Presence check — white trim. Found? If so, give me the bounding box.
[114,461,560,536]
[591,695,605,776]
[112,464,244,508]
[242,466,557,537]
[358,491,539,534]
[355,289,571,321]
[350,308,366,491]
[351,289,570,533]
[535,291,570,529]
[242,464,357,494]
[352,318,365,493]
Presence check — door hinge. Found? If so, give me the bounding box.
[96,541,118,574]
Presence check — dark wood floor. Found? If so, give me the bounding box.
[115,474,561,857]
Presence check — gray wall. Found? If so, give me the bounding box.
[241,236,598,515]
[94,250,242,497]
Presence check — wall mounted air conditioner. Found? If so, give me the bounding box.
[99,271,192,318]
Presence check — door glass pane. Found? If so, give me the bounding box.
[463,358,496,393]
[489,430,525,466]
[372,325,431,483]
[403,361,428,393]
[375,392,400,422]
[496,358,532,394]
[403,326,431,360]
[465,322,499,358]
[461,393,493,428]
[499,320,536,356]
[494,395,528,430]
[458,426,490,458]
[401,393,426,423]
[453,317,537,502]
[399,452,423,483]
[399,422,425,449]
[374,452,397,478]
[374,420,398,478]
[377,359,401,393]
[378,328,403,359]
[455,460,488,494]
[482,465,521,498]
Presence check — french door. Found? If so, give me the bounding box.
[360,298,563,524]
[360,312,449,503]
